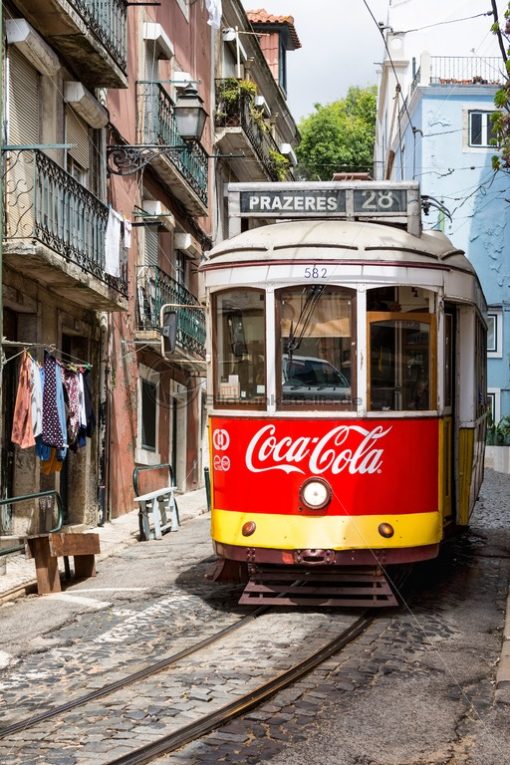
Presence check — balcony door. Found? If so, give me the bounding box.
[6,48,40,240]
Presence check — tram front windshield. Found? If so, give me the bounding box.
[278,285,354,407]
[212,285,434,412]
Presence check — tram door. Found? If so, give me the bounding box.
[442,306,455,523]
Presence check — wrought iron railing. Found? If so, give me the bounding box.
[215,80,289,181]
[138,82,208,206]
[137,265,206,359]
[412,57,503,89]
[3,149,127,295]
[70,0,128,73]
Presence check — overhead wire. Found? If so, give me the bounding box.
[396,10,494,35]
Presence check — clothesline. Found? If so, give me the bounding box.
[2,340,92,369]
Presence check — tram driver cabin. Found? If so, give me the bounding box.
[199,181,487,606]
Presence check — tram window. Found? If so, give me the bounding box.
[213,289,266,407]
[276,285,355,408]
[369,317,433,411]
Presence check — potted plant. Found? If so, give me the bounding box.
[486,414,510,473]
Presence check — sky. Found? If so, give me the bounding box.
[241,0,389,123]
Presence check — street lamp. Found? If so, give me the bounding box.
[174,83,208,142]
[107,81,209,175]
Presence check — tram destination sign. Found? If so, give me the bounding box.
[238,187,409,218]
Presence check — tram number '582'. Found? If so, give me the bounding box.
[305,266,328,278]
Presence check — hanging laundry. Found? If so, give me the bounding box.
[62,368,81,445]
[12,351,36,448]
[205,0,222,29]
[41,447,64,475]
[31,360,43,439]
[42,355,67,449]
[83,369,96,437]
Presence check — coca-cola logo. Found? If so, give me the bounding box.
[245,424,391,476]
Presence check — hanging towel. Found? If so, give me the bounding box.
[83,370,96,437]
[12,351,36,448]
[205,0,222,28]
[105,208,122,277]
[62,368,81,444]
[31,361,43,438]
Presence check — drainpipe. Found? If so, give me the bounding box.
[97,311,109,525]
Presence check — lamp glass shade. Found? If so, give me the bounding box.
[174,84,208,141]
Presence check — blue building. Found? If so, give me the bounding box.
[376,50,510,426]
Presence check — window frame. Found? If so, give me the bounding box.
[275,285,357,412]
[467,109,495,149]
[136,365,161,464]
[367,311,437,413]
[487,309,503,357]
[212,287,267,410]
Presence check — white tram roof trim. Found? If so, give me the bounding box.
[206,220,473,274]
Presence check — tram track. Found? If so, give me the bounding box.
[0,605,375,765]
[105,613,373,765]
[0,605,268,739]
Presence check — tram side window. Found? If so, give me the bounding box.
[276,285,355,408]
[369,318,433,411]
[213,289,266,406]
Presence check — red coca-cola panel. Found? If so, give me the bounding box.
[210,416,439,517]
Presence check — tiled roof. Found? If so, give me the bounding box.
[246,8,301,49]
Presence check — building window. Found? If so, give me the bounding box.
[137,366,161,464]
[141,379,157,450]
[487,388,501,426]
[487,310,503,358]
[469,111,494,147]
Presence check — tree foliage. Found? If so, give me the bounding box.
[491,1,510,168]
[296,86,377,181]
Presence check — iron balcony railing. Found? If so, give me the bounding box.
[412,57,503,93]
[3,149,127,295]
[137,265,206,359]
[215,80,289,181]
[71,0,128,73]
[138,82,208,206]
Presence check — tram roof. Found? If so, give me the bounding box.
[204,220,474,274]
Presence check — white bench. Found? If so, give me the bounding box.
[134,487,180,540]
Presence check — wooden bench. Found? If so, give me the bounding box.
[27,531,100,595]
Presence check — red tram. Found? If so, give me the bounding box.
[201,182,487,606]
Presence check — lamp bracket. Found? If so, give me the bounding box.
[107,144,189,175]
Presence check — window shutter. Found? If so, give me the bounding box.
[8,47,39,144]
[66,106,90,170]
[144,228,159,266]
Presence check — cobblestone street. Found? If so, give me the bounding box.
[0,469,509,764]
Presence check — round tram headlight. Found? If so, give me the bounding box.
[299,478,332,511]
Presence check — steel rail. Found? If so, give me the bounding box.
[106,613,374,765]
[0,606,267,739]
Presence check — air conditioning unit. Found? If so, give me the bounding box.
[255,95,271,118]
[280,143,298,167]
[174,232,201,257]
[141,200,175,231]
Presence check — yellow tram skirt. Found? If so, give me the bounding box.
[211,509,443,551]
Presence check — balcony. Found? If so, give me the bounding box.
[3,149,128,311]
[138,83,209,217]
[214,79,293,182]
[411,56,503,93]
[13,0,127,88]
[136,266,206,365]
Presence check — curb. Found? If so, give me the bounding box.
[496,592,510,704]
